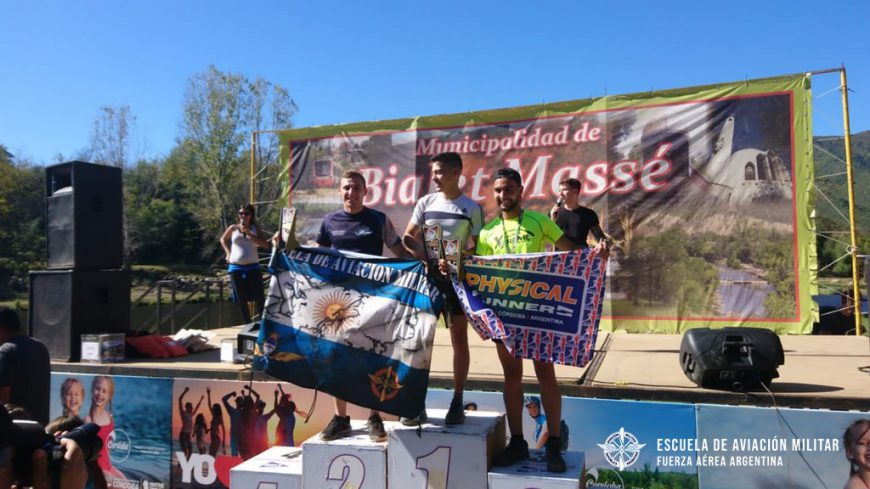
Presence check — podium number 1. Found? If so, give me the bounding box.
[415,446,451,489]
[327,454,365,489]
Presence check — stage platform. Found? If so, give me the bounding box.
[51,326,870,411]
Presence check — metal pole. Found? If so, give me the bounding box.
[156,284,162,335]
[204,282,211,329]
[839,67,862,335]
[171,281,177,333]
[219,280,224,327]
[250,132,257,204]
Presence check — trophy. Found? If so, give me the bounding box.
[423,224,443,260]
[280,207,300,250]
[442,238,463,280]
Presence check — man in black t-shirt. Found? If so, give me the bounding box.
[315,171,410,443]
[0,307,50,424]
[549,178,609,252]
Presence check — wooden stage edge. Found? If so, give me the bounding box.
[51,326,870,412]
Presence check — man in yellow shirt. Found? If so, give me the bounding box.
[476,167,579,472]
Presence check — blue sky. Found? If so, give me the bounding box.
[1,0,867,164]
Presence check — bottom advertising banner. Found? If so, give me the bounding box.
[696,404,868,489]
[170,378,379,489]
[428,389,870,488]
[50,373,173,489]
[426,390,700,488]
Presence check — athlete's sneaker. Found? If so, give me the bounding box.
[367,414,387,442]
[399,409,428,426]
[444,398,465,425]
[493,437,529,466]
[545,437,567,473]
[320,415,352,441]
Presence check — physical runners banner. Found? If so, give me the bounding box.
[254,248,443,419]
[278,74,816,333]
[452,248,607,367]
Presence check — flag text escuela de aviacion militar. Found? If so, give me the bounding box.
[452,248,607,367]
[254,248,443,419]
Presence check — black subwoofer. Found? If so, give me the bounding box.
[679,327,784,390]
[29,269,130,361]
[45,161,123,270]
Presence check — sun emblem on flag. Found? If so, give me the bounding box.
[312,291,358,334]
[369,366,402,402]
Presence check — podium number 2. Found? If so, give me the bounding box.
[327,454,365,489]
[415,446,451,489]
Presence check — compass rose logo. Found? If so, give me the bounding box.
[369,366,402,402]
[597,427,646,471]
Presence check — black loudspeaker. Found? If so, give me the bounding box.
[46,161,123,270]
[679,327,784,390]
[29,270,130,361]
[237,322,259,355]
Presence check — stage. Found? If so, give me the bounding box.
[50,326,870,411]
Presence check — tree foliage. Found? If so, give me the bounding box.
[87,105,137,167]
[180,65,297,242]
[0,147,45,298]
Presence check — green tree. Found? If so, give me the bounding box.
[124,148,204,264]
[180,65,297,245]
[87,105,137,167]
[0,147,45,298]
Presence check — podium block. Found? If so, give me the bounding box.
[388,409,505,489]
[489,450,585,489]
[302,419,398,489]
[230,446,303,489]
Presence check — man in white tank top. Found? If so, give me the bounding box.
[402,152,484,426]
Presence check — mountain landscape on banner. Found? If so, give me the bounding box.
[254,248,442,419]
[452,248,607,368]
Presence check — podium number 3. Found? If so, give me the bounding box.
[327,454,365,489]
[416,446,451,489]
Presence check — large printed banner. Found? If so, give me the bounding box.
[279,75,816,333]
[255,248,442,418]
[50,373,172,489]
[452,248,607,367]
[168,378,379,489]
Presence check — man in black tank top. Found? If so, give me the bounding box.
[549,178,609,252]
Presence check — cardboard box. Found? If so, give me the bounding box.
[80,333,125,362]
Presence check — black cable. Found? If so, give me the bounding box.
[759,381,830,489]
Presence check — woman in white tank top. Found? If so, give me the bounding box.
[220,204,269,323]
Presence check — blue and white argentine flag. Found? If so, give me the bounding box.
[254,248,443,418]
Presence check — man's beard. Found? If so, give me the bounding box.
[499,199,518,213]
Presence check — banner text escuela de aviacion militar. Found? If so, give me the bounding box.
[278,74,815,334]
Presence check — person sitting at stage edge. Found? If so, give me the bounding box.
[220,204,270,324]
[0,307,50,425]
[464,168,585,472]
[815,288,864,335]
[314,170,410,443]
